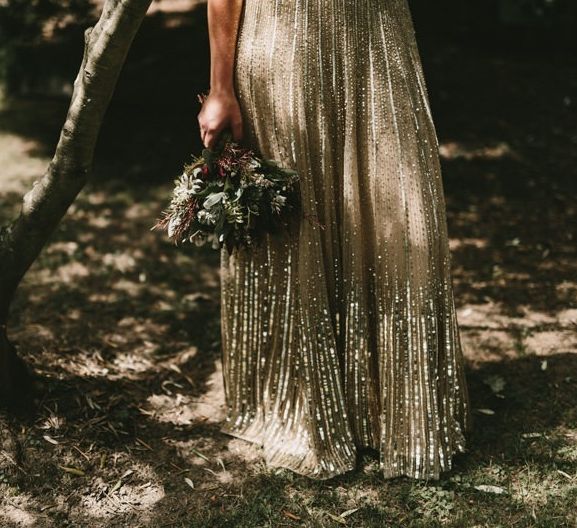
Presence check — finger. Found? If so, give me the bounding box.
[205,131,217,150]
[206,125,225,150]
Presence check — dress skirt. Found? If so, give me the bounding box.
[219,0,472,480]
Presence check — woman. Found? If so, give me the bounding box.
[198,0,472,480]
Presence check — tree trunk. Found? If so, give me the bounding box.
[0,326,32,412]
[0,0,153,409]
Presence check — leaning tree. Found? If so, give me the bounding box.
[0,0,154,408]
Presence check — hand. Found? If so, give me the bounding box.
[197,89,243,150]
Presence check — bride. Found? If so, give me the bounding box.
[197,0,471,480]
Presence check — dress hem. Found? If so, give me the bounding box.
[219,424,469,482]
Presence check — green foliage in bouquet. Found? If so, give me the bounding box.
[153,132,301,254]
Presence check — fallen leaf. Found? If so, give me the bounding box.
[327,512,347,525]
[521,432,543,439]
[191,447,210,461]
[541,359,548,371]
[59,465,85,476]
[109,479,122,494]
[475,408,495,415]
[474,484,507,494]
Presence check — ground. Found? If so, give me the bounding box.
[0,2,577,527]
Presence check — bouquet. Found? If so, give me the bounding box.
[152,131,301,254]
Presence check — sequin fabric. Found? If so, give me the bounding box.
[219,0,472,480]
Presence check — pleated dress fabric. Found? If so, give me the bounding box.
[219,0,472,480]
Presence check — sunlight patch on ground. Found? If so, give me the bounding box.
[458,302,557,330]
[460,329,518,363]
[102,251,138,273]
[55,261,91,283]
[78,461,165,522]
[46,241,80,257]
[465,463,508,488]
[557,430,577,462]
[87,215,114,229]
[54,350,112,378]
[31,261,90,285]
[143,361,225,425]
[165,439,238,493]
[459,301,577,364]
[112,351,155,374]
[168,434,265,485]
[525,330,577,356]
[556,281,577,305]
[448,237,489,250]
[329,483,382,510]
[439,140,519,161]
[50,339,170,381]
[170,437,227,470]
[510,469,572,508]
[79,482,164,523]
[557,308,577,326]
[110,278,146,298]
[0,133,47,195]
[224,437,265,467]
[125,201,161,221]
[0,498,36,527]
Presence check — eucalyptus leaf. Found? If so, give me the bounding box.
[203,192,226,209]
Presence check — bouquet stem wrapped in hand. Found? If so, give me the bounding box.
[153,132,301,254]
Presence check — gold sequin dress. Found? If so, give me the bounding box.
[219,0,472,480]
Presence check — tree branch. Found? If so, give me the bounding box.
[0,0,153,322]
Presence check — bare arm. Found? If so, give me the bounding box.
[197,0,244,149]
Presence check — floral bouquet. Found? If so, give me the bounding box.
[152,131,301,254]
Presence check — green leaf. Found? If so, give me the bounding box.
[201,149,213,164]
[59,465,85,476]
[224,175,234,192]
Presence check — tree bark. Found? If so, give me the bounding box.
[0,0,153,408]
[0,326,32,411]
